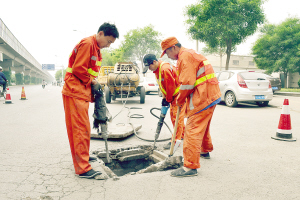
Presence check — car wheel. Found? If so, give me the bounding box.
[225,91,238,107]
[104,86,111,103]
[140,86,145,104]
[256,101,269,107]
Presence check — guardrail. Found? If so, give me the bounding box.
[0,18,51,77]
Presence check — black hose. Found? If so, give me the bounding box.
[129,107,172,142]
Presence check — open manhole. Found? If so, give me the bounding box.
[106,157,156,176]
[93,145,183,178]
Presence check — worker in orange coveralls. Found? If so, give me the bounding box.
[62,23,119,179]
[160,37,221,177]
[142,54,185,150]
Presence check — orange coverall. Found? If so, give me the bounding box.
[153,60,185,141]
[62,35,102,175]
[176,47,221,169]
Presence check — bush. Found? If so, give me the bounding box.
[298,79,300,88]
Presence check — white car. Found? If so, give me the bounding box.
[216,70,273,107]
[139,76,159,94]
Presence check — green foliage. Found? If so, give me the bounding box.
[185,0,264,69]
[298,79,300,88]
[15,73,24,85]
[253,18,300,74]
[101,48,125,66]
[202,46,227,55]
[24,75,30,85]
[31,77,36,84]
[121,24,162,64]
[252,18,300,87]
[55,69,66,81]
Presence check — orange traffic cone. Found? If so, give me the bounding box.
[20,86,27,100]
[271,99,296,141]
[4,87,12,104]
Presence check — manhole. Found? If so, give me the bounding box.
[93,145,183,179]
[106,157,155,176]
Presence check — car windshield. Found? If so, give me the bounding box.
[240,72,266,80]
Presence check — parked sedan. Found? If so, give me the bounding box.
[265,75,281,93]
[215,70,273,107]
[139,76,159,94]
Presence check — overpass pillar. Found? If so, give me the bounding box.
[12,65,25,85]
[30,71,37,84]
[24,69,31,85]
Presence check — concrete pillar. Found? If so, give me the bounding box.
[24,69,31,85]
[30,71,37,84]
[1,59,14,71]
[12,65,25,85]
[24,69,31,76]
[12,65,25,74]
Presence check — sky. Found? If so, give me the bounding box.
[1,0,300,78]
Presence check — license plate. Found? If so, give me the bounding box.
[255,95,265,99]
[272,87,278,90]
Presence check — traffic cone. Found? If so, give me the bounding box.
[271,99,296,141]
[20,86,27,100]
[4,87,12,104]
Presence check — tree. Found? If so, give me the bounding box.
[185,0,264,70]
[101,48,125,66]
[121,25,162,65]
[252,17,300,88]
[55,68,66,82]
[202,46,227,71]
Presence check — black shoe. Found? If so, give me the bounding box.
[200,152,210,159]
[89,156,97,162]
[170,167,197,177]
[163,142,171,150]
[78,169,102,179]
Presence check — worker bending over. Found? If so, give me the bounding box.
[62,23,119,179]
[143,54,185,149]
[160,37,221,177]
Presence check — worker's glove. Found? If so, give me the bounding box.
[161,98,170,107]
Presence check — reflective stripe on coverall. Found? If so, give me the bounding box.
[62,35,102,174]
[176,47,221,169]
[153,61,185,141]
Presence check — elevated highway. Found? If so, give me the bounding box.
[0,18,53,84]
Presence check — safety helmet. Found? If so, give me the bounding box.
[0,66,2,70]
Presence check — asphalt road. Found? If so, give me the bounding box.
[0,85,299,200]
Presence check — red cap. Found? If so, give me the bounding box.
[160,37,178,58]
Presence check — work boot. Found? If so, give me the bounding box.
[170,167,197,177]
[163,142,171,150]
[78,169,102,179]
[200,152,210,159]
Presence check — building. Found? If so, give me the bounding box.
[205,54,300,88]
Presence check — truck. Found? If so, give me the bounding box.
[99,62,145,104]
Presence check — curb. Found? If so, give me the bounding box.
[274,92,300,97]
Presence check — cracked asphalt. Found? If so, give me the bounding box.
[0,85,299,200]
